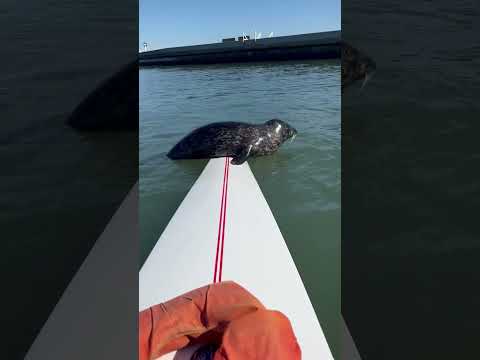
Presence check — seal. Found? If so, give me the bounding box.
[67,60,138,131]
[341,42,376,92]
[167,119,297,165]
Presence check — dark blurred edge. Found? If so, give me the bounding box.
[341,316,362,360]
[342,0,480,359]
[0,0,138,359]
[25,184,138,360]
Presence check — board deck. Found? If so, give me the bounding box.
[139,157,333,359]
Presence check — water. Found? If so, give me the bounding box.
[342,1,480,358]
[140,60,341,356]
[1,1,138,357]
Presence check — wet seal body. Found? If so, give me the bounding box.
[67,61,138,131]
[167,119,297,165]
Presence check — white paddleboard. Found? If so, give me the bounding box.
[139,157,333,359]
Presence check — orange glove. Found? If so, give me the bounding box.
[139,281,301,360]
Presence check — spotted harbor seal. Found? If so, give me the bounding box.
[167,119,297,165]
[341,42,376,92]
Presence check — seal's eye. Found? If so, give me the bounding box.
[275,124,282,133]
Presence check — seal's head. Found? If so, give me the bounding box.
[342,42,376,91]
[264,119,297,143]
[358,55,376,89]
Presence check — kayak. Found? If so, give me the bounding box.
[139,157,333,359]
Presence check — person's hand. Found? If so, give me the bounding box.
[139,281,301,360]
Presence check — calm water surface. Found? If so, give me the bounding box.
[342,1,480,358]
[140,60,340,356]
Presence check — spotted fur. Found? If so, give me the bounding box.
[167,119,297,165]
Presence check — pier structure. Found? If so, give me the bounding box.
[139,30,341,66]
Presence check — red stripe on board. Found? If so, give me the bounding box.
[213,158,228,283]
[218,158,230,282]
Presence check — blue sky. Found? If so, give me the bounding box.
[140,0,340,50]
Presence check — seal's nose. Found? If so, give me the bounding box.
[362,58,376,89]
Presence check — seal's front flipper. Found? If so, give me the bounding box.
[231,145,253,165]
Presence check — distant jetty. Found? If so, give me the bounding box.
[139,30,341,66]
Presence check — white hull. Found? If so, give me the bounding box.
[139,158,333,359]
